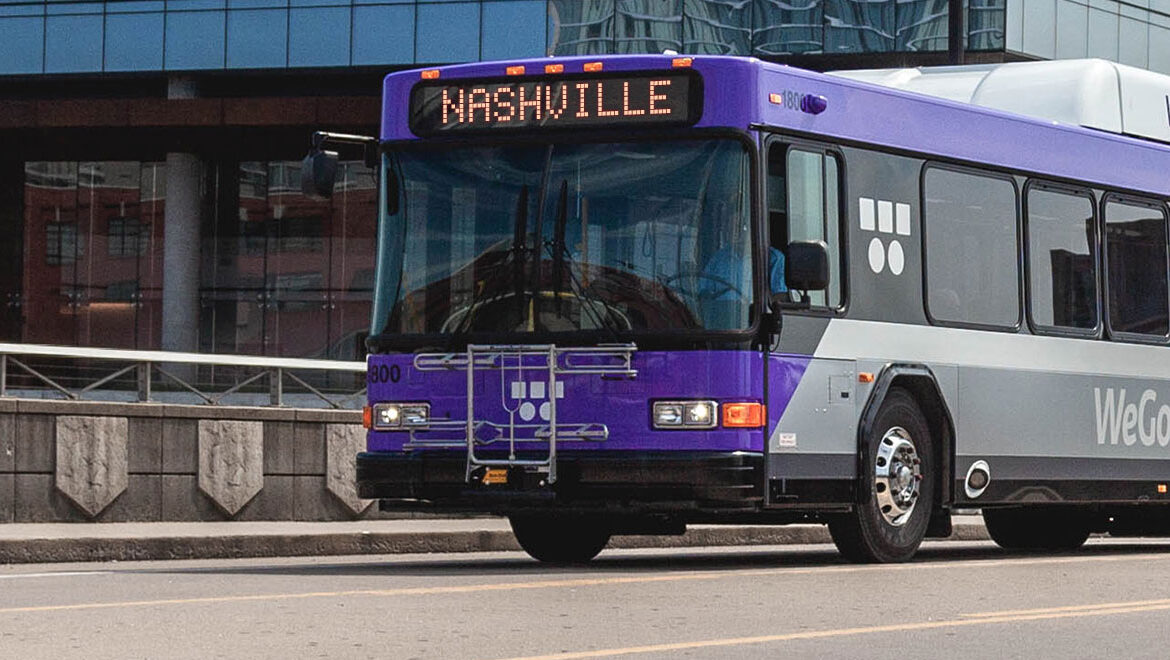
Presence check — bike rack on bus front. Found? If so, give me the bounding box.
[411,344,638,484]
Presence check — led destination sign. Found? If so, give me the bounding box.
[409,71,700,135]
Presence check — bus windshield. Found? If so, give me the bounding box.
[372,138,753,341]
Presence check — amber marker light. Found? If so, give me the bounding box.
[723,402,765,428]
[1160,484,1168,494]
[506,65,526,76]
[583,61,603,72]
[672,57,693,68]
[544,63,564,74]
[769,93,782,104]
[859,372,875,383]
[420,69,440,80]
[362,406,374,429]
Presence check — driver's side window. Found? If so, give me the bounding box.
[767,141,843,309]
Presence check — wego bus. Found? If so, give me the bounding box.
[303,55,1170,563]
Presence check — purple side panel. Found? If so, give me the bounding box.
[367,350,797,453]
[767,354,812,432]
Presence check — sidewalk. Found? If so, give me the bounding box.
[0,516,989,564]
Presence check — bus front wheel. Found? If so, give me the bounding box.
[509,515,611,564]
[830,388,935,563]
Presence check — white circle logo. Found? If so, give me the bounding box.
[888,240,905,275]
[868,237,885,274]
[519,402,536,421]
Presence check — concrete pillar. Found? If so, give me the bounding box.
[161,77,202,356]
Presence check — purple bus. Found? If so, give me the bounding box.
[304,55,1170,563]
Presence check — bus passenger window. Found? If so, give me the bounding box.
[786,148,841,307]
[1104,199,1169,337]
[924,167,1018,327]
[1026,188,1097,332]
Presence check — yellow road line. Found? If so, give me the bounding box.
[964,597,1170,618]
[1,550,1169,615]
[499,602,1170,660]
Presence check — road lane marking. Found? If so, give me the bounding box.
[498,601,1170,660]
[2,550,1170,615]
[964,597,1170,618]
[0,571,109,580]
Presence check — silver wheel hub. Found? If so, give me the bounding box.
[874,426,921,526]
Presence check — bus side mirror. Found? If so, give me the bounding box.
[785,240,829,292]
[301,149,339,199]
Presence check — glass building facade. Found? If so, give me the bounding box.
[2,0,1170,369]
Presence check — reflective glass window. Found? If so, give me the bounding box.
[924,167,1019,328]
[0,17,44,74]
[22,162,166,350]
[204,160,374,359]
[105,13,165,72]
[754,0,822,55]
[352,4,415,65]
[288,7,351,67]
[1104,199,1169,337]
[683,0,750,55]
[229,0,286,8]
[968,0,1005,50]
[824,0,894,53]
[615,0,681,54]
[46,1,102,15]
[786,148,842,308]
[165,11,227,70]
[416,2,480,63]
[481,1,546,60]
[1086,8,1119,61]
[106,2,165,13]
[167,0,226,9]
[227,8,288,69]
[548,0,614,55]
[45,15,103,73]
[896,0,948,52]
[1025,188,1097,332]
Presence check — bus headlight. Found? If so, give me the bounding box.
[372,403,430,429]
[653,400,717,429]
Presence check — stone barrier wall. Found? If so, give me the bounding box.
[0,398,387,523]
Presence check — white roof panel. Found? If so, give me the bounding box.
[830,59,1170,144]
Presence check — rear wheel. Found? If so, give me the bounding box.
[983,507,1090,551]
[830,388,934,563]
[509,515,611,564]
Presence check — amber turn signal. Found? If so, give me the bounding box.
[723,402,765,428]
[362,406,373,429]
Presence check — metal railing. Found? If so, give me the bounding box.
[0,342,366,409]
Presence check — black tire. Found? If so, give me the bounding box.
[983,507,1090,551]
[509,515,611,564]
[830,387,935,563]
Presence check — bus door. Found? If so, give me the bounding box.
[763,137,857,506]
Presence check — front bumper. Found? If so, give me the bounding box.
[357,450,764,513]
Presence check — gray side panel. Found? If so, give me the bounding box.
[769,357,856,478]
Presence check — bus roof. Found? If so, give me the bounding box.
[382,55,1170,198]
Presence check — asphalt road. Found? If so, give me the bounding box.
[3,539,1170,659]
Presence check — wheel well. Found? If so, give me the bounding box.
[889,375,955,509]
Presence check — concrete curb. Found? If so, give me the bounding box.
[0,521,989,564]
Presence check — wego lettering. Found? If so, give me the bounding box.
[1094,387,1170,448]
[412,72,697,135]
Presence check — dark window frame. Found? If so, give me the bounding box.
[1100,192,1170,345]
[1022,180,1101,339]
[762,134,850,316]
[920,162,1022,332]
